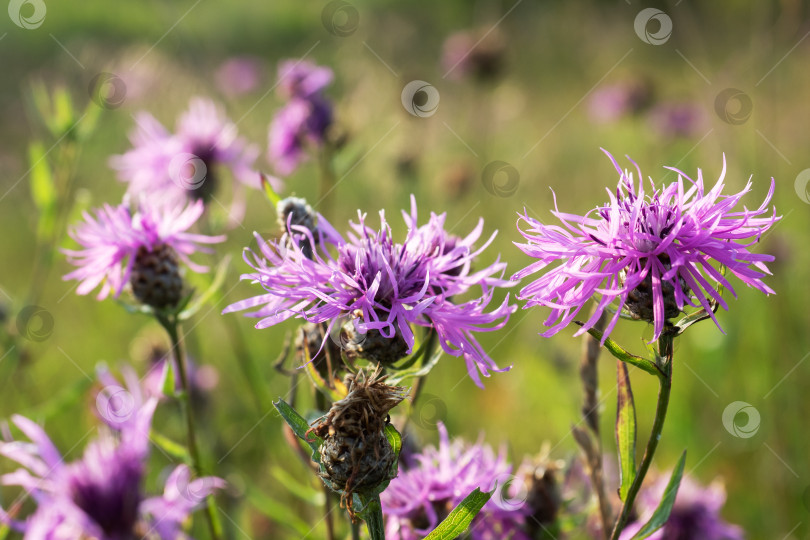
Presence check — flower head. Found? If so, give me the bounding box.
[63,198,224,305]
[0,388,222,539]
[620,474,744,540]
[268,59,334,176]
[215,56,263,97]
[381,422,529,540]
[513,150,779,341]
[224,195,515,387]
[110,97,267,222]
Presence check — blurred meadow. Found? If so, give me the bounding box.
[1,0,809,538]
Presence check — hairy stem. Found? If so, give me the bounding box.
[609,332,674,540]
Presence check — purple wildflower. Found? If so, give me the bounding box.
[268,60,334,176]
[215,56,263,97]
[381,422,529,540]
[224,195,515,387]
[620,474,744,540]
[110,97,268,223]
[0,399,222,538]
[276,60,333,100]
[648,101,708,138]
[63,198,224,303]
[513,150,779,342]
[588,81,652,124]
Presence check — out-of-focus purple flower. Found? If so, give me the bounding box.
[110,97,268,223]
[441,28,505,81]
[381,422,529,540]
[268,60,334,176]
[588,81,652,124]
[648,101,708,138]
[619,475,744,540]
[268,96,333,176]
[276,60,333,100]
[224,195,516,387]
[0,390,223,538]
[215,56,263,97]
[63,198,224,302]
[513,150,780,342]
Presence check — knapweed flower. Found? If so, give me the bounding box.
[110,97,267,222]
[63,198,224,309]
[513,150,779,341]
[587,80,652,124]
[224,195,515,387]
[0,400,223,538]
[268,60,333,176]
[619,474,744,540]
[381,422,530,540]
[648,101,708,138]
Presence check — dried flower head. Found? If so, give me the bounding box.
[513,150,780,342]
[308,368,407,515]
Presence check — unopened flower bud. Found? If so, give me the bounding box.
[129,244,184,310]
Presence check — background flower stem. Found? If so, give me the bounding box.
[609,331,674,540]
[159,314,224,540]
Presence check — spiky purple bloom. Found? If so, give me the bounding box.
[0,394,222,538]
[268,60,334,176]
[276,60,333,100]
[513,150,779,341]
[110,97,268,222]
[381,423,529,540]
[224,195,515,387]
[620,475,744,540]
[63,198,224,301]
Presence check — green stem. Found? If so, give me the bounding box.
[609,332,674,540]
[350,522,361,540]
[159,314,224,540]
[363,495,386,540]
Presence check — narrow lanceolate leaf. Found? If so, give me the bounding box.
[384,423,403,477]
[578,324,660,377]
[273,399,322,461]
[616,360,637,502]
[423,488,492,540]
[630,450,687,540]
[150,431,191,463]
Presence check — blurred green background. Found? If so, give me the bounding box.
[0,0,808,538]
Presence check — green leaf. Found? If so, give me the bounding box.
[150,431,191,463]
[578,324,660,377]
[178,255,230,320]
[423,487,493,540]
[273,399,322,462]
[616,360,637,502]
[247,486,312,537]
[28,142,58,241]
[384,423,403,478]
[160,357,177,398]
[261,173,281,207]
[630,450,687,540]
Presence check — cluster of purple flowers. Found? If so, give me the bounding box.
[225,195,515,387]
[0,374,222,539]
[381,423,529,539]
[268,60,334,176]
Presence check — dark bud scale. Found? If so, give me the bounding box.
[130,243,184,310]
